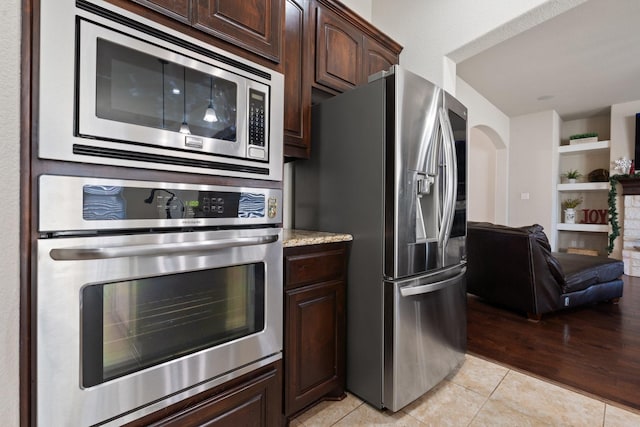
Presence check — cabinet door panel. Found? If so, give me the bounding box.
[363,35,398,81]
[132,0,190,22]
[132,0,191,23]
[285,280,345,416]
[314,5,362,92]
[286,248,345,288]
[194,0,283,62]
[283,0,311,158]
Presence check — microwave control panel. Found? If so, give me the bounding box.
[248,89,266,148]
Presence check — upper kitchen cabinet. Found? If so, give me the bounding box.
[314,4,363,93]
[193,0,283,62]
[131,0,190,22]
[363,35,398,81]
[283,0,402,158]
[283,0,312,158]
[310,0,402,94]
[124,0,284,64]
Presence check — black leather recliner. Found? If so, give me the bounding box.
[467,222,624,320]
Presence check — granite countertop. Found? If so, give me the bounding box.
[283,229,353,248]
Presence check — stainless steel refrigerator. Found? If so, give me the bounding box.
[294,65,467,412]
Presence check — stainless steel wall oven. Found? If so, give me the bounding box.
[36,175,283,426]
[38,0,284,181]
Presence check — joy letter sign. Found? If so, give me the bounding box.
[581,209,607,225]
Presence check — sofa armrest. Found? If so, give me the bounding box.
[467,222,564,315]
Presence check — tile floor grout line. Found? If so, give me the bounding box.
[463,367,511,427]
[328,399,364,426]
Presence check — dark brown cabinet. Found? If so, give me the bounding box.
[283,242,348,419]
[124,361,283,426]
[193,0,283,62]
[132,0,190,22]
[127,0,284,63]
[282,0,402,158]
[314,5,363,93]
[363,35,398,81]
[282,0,312,158]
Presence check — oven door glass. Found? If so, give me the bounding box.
[81,263,265,387]
[95,39,239,142]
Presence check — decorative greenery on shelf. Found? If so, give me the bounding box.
[607,173,640,254]
[563,169,582,180]
[569,132,598,140]
[562,197,583,209]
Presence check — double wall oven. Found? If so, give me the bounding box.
[37,177,283,426]
[35,1,285,426]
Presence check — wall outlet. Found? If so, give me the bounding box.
[520,192,530,200]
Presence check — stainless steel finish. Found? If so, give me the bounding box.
[49,234,278,260]
[37,227,283,426]
[398,265,466,297]
[76,20,267,161]
[295,65,467,412]
[39,0,284,181]
[103,353,282,427]
[384,268,466,412]
[39,175,282,232]
[438,107,457,262]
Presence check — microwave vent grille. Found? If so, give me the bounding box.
[73,144,270,176]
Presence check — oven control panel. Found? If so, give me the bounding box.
[83,187,271,220]
[39,175,282,233]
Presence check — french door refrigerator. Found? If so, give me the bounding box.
[294,65,467,412]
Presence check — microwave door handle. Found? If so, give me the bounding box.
[49,234,279,260]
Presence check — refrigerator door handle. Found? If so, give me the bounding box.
[399,266,466,297]
[437,107,458,255]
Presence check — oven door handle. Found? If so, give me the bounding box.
[49,234,279,260]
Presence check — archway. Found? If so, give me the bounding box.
[468,125,507,224]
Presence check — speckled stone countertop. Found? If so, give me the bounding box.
[283,229,353,248]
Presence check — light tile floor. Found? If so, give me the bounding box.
[290,355,640,426]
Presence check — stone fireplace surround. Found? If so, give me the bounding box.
[619,178,640,276]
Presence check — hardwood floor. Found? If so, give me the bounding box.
[467,274,640,410]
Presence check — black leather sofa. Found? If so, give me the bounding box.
[467,222,624,320]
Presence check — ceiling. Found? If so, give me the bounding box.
[455,0,640,121]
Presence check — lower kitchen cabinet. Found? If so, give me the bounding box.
[124,360,283,426]
[283,241,348,419]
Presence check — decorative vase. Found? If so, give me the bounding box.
[565,208,576,224]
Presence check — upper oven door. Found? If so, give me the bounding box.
[36,227,283,426]
[78,19,270,162]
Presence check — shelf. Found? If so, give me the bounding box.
[558,140,610,154]
[557,182,609,191]
[557,223,609,232]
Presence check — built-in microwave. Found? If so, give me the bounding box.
[39,0,284,181]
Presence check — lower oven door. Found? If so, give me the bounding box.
[36,227,282,426]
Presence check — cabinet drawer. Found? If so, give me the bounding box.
[284,243,347,288]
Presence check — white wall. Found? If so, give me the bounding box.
[1,0,21,424]
[561,115,610,145]
[456,77,510,224]
[468,128,497,222]
[370,0,556,89]
[509,110,560,245]
[340,0,372,21]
